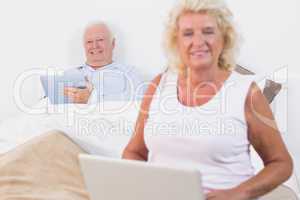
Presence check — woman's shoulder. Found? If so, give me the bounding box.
[139,73,163,112]
[227,70,258,93]
[146,74,163,94]
[245,81,265,108]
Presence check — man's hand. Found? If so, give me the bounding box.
[206,188,249,200]
[64,80,93,104]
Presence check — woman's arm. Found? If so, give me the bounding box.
[122,74,162,161]
[235,82,293,199]
[207,82,293,200]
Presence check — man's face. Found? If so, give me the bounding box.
[84,25,115,68]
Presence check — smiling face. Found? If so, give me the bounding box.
[84,24,115,68]
[176,12,224,71]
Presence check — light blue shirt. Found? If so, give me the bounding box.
[65,62,146,103]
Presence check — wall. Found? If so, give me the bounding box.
[0,0,299,180]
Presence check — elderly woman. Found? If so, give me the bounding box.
[122,0,293,199]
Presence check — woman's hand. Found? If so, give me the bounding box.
[205,188,249,200]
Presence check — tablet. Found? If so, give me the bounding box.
[40,70,86,104]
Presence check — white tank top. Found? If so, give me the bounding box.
[144,70,256,193]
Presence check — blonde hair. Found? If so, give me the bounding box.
[164,0,238,72]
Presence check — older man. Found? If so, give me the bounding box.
[63,22,145,103]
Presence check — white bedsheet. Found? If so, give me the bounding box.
[0,100,141,157]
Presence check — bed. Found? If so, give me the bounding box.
[0,68,299,199]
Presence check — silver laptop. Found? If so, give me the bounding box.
[79,154,204,200]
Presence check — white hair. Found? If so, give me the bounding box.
[83,21,115,42]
